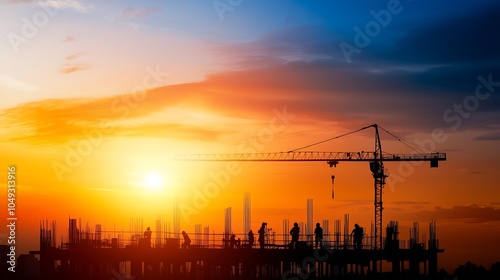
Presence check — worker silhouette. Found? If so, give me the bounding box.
[144,227,152,239]
[144,227,152,247]
[290,222,300,249]
[314,223,323,249]
[351,224,363,250]
[229,234,237,249]
[258,222,267,249]
[248,230,255,248]
[181,231,191,249]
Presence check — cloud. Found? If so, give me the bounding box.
[208,5,500,135]
[474,132,500,141]
[112,122,222,140]
[60,52,90,74]
[60,64,90,74]
[385,201,431,211]
[122,6,160,19]
[64,51,86,61]
[211,25,346,71]
[8,0,92,13]
[0,61,486,146]
[0,74,38,92]
[408,205,500,224]
[390,201,430,205]
[8,0,33,3]
[212,6,500,96]
[1,21,499,145]
[63,36,75,42]
[0,89,228,145]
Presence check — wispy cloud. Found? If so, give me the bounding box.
[64,51,86,61]
[408,205,500,224]
[8,0,92,13]
[63,36,75,42]
[209,6,500,135]
[2,51,499,145]
[0,90,227,145]
[122,6,160,19]
[60,64,90,74]
[60,51,90,74]
[0,74,38,92]
[474,132,500,141]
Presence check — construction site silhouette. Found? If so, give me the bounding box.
[15,125,450,279]
[22,215,445,280]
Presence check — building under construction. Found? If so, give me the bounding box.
[27,126,446,279]
[30,216,443,280]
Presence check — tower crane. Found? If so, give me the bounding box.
[174,124,446,268]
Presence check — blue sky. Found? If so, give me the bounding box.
[2,0,499,110]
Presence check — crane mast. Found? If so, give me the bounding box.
[372,124,385,252]
[372,124,385,272]
[174,124,446,273]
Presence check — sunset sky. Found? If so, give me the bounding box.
[1,0,500,272]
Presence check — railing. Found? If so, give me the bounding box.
[54,231,438,251]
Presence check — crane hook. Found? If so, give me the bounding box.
[328,160,338,199]
[331,175,335,199]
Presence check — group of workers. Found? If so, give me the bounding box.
[238,222,363,250]
[270,221,363,250]
[143,222,364,250]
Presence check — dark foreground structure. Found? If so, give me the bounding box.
[27,219,443,280]
[33,246,442,280]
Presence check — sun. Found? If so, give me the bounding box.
[143,172,164,190]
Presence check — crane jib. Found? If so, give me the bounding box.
[174,152,446,167]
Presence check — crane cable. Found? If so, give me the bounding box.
[330,164,336,199]
[378,125,439,154]
[286,124,372,200]
[284,124,436,200]
[287,124,373,152]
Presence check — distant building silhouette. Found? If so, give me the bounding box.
[18,254,40,278]
[224,207,232,243]
[243,193,251,241]
[307,199,313,246]
[0,245,10,277]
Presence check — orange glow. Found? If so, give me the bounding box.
[0,67,499,273]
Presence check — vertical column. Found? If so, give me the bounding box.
[244,193,251,240]
[173,200,180,242]
[428,254,438,277]
[224,207,232,245]
[204,226,210,248]
[392,260,401,276]
[155,219,162,248]
[131,261,143,280]
[322,219,329,249]
[283,219,290,246]
[307,199,313,247]
[195,224,202,247]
